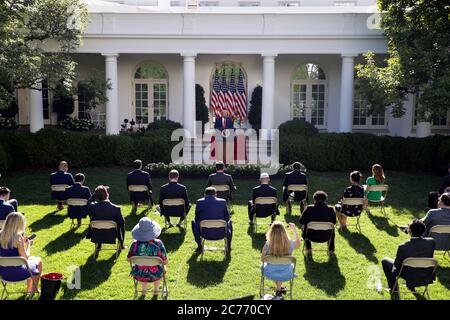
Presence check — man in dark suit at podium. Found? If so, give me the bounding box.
[214,111,233,130]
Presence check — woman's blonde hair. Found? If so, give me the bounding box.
[266,221,290,257]
[0,212,26,249]
[372,164,385,183]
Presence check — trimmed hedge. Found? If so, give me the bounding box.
[0,128,449,176]
[279,133,449,173]
[0,128,178,175]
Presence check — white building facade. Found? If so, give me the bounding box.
[17,0,446,137]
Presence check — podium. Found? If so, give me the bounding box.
[210,129,247,164]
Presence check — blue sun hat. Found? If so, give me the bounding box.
[131,217,162,242]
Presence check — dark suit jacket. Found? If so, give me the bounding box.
[87,200,125,244]
[251,184,278,217]
[206,172,236,201]
[299,202,336,242]
[50,170,74,200]
[421,207,450,250]
[439,174,450,195]
[393,237,436,287]
[64,183,92,219]
[159,181,190,217]
[0,200,15,220]
[214,117,233,130]
[282,170,307,202]
[126,169,152,202]
[195,195,230,240]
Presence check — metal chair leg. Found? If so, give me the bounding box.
[289,278,294,300]
[423,286,430,300]
[201,239,205,260]
[133,279,138,299]
[1,281,7,300]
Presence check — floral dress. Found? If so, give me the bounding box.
[127,239,167,283]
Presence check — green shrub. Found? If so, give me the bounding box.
[114,135,136,166]
[0,143,9,176]
[146,119,182,131]
[279,119,319,136]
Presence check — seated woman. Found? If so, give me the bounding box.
[335,171,365,229]
[0,212,42,295]
[365,164,386,203]
[261,222,300,297]
[127,217,167,297]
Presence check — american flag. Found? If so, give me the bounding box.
[210,68,221,117]
[218,67,228,114]
[235,69,247,120]
[227,68,237,119]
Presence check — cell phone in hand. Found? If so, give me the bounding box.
[27,234,37,241]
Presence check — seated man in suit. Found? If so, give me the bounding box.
[421,193,450,246]
[159,169,191,227]
[87,185,126,249]
[382,219,436,295]
[248,172,278,225]
[192,187,233,254]
[283,162,307,214]
[50,161,74,211]
[299,191,336,255]
[127,159,153,212]
[0,186,18,220]
[206,161,236,203]
[64,173,92,228]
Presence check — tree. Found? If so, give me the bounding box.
[355,0,450,122]
[195,84,209,129]
[248,85,262,130]
[77,70,112,111]
[0,0,88,105]
[52,81,74,121]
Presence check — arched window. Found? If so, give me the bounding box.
[133,62,168,124]
[291,63,327,128]
[293,63,326,81]
[210,62,247,122]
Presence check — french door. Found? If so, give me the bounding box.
[291,81,327,129]
[133,80,167,124]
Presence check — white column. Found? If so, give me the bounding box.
[103,53,120,135]
[29,81,44,133]
[339,54,356,133]
[261,54,277,133]
[182,53,197,137]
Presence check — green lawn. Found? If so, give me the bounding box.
[1,167,449,300]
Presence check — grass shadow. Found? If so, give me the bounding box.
[124,210,151,231]
[29,211,66,232]
[247,226,268,250]
[339,228,378,263]
[160,231,186,252]
[366,210,399,237]
[43,228,87,254]
[61,254,117,299]
[186,253,231,288]
[437,265,450,290]
[303,254,346,296]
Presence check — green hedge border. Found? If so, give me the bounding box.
[0,128,448,176]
